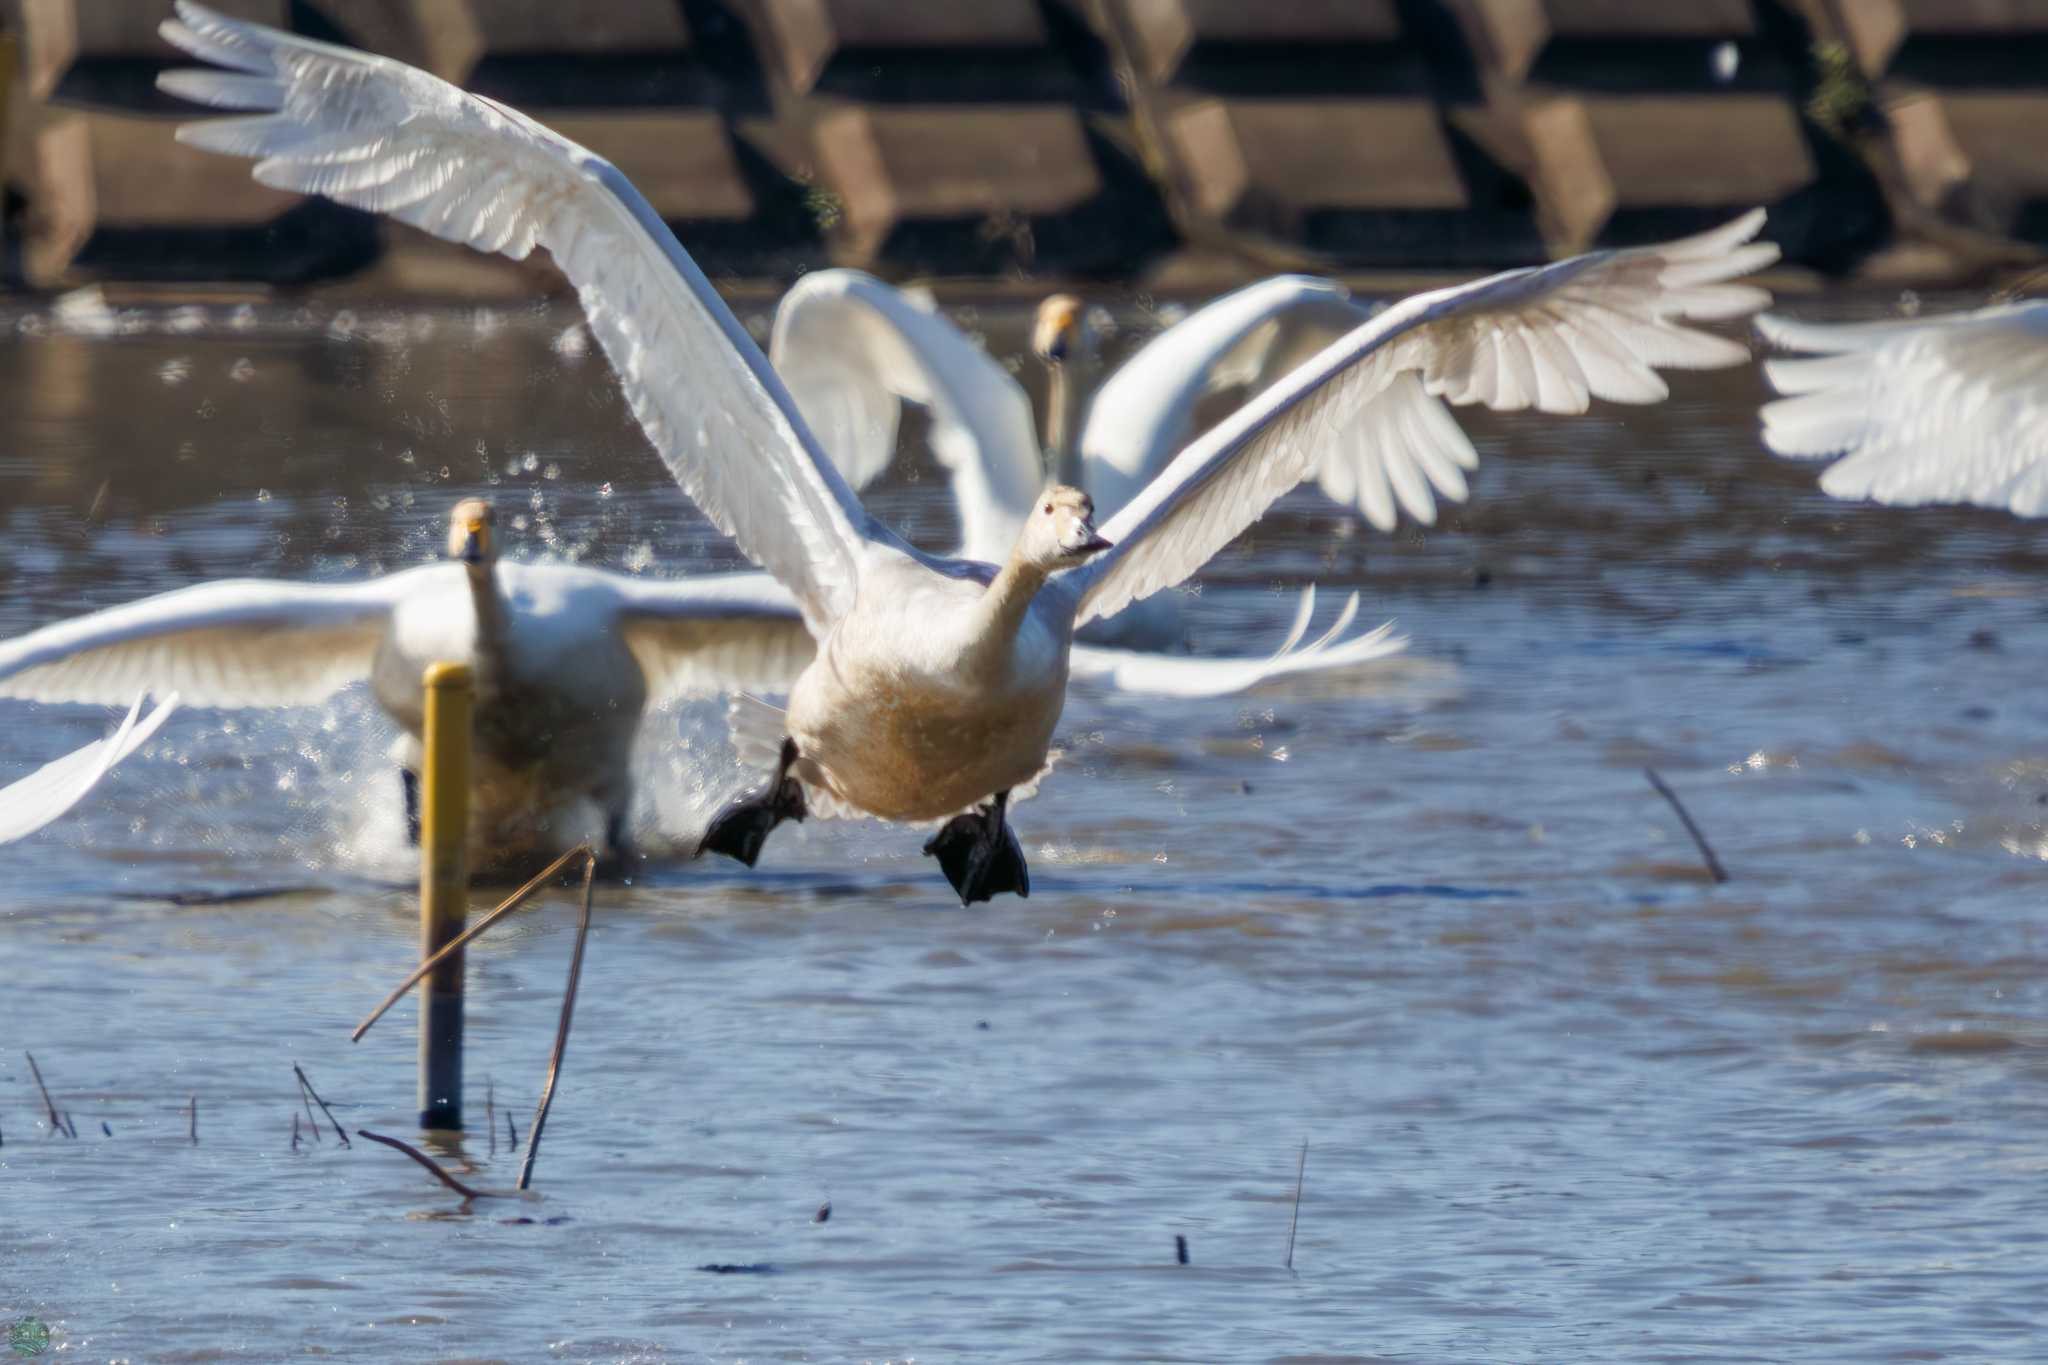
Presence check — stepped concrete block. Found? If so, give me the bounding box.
[812,104,1099,261]
[1888,91,2048,226]
[759,0,1046,92]
[1166,96,1468,226]
[1525,94,1813,247]
[18,0,283,99]
[295,0,479,83]
[466,0,690,58]
[1466,0,1755,80]
[1835,0,2048,77]
[546,111,752,221]
[1115,0,1400,83]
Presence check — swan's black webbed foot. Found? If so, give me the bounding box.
[401,768,421,846]
[923,790,1029,905]
[699,738,806,867]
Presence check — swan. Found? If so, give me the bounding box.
[1758,302,2048,514]
[0,691,179,844]
[0,499,814,869]
[770,269,1370,648]
[157,3,1777,902]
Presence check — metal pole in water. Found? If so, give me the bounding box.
[418,662,472,1131]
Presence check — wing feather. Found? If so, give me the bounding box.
[160,2,912,631]
[1758,302,2048,517]
[1066,211,1777,625]
[611,573,818,705]
[0,692,181,844]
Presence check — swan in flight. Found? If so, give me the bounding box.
[0,691,178,845]
[771,270,1369,648]
[157,3,1776,902]
[0,499,813,869]
[1759,302,2048,515]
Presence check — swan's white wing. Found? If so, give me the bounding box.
[1067,588,1405,699]
[612,572,818,705]
[0,692,180,844]
[159,2,911,632]
[772,270,1041,563]
[1065,211,1777,625]
[0,575,412,707]
[1758,303,2048,515]
[1080,276,1370,517]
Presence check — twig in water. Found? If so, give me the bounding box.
[291,1112,302,1152]
[1285,1139,1307,1270]
[188,1095,197,1145]
[292,1064,351,1147]
[815,1202,831,1224]
[64,1111,78,1139]
[295,1072,321,1142]
[351,843,592,1043]
[357,1128,486,1202]
[1644,767,1730,884]
[25,1052,67,1138]
[101,1121,112,1137]
[486,1077,496,1157]
[1176,1234,1189,1265]
[506,1111,518,1152]
[518,850,598,1191]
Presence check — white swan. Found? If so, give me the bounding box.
[157,3,1776,901]
[0,691,179,844]
[1758,302,2048,514]
[771,269,1369,647]
[0,499,814,869]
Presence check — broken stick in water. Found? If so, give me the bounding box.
[188,1095,197,1145]
[517,849,597,1191]
[1286,1139,1307,1271]
[486,1077,496,1157]
[24,1052,67,1138]
[293,1064,351,1147]
[351,843,592,1043]
[291,1112,302,1152]
[1644,767,1730,883]
[357,1128,488,1201]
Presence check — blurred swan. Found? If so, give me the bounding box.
[0,499,813,869]
[158,3,1775,902]
[771,270,1369,648]
[1759,303,2048,514]
[0,691,178,844]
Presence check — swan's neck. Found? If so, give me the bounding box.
[1044,360,1087,487]
[467,563,505,652]
[968,558,1050,677]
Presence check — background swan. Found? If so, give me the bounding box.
[1758,302,2048,514]
[771,270,1369,648]
[157,3,1774,902]
[0,499,813,870]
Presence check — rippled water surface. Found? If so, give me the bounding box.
[4,293,2047,1362]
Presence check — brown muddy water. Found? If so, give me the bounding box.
[2,290,2046,1362]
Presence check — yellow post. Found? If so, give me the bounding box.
[418,662,472,1131]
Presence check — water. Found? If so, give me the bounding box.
[3,293,2047,1361]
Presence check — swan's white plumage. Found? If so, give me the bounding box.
[159,1,916,636]
[0,692,179,844]
[1757,303,2048,515]
[770,270,1042,564]
[1067,211,1778,624]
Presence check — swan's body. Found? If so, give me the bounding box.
[159,3,1778,900]
[772,270,1371,648]
[0,501,813,866]
[1758,302,2048,514]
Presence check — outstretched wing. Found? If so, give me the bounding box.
[0,692,180,844]
[771,270,1042,564]
[1079,276,1370,518]
[1066,587,1405,699]
[611,572,818,705]
[159,2,910,631]
[1063,211,1777,626]
[0,575,413,707]
[1758,302,2048,515]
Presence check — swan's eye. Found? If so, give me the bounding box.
[1042,502,1052,514]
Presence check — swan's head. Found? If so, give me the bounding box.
[1032,294,1090,367]
[1023,484,1111,569]
[446,498,496,567]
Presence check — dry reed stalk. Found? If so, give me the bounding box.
[357,1128,488,1201]
[516,851,597,1191]
[1644,768,1731,883]
[1286,1139,1307,1270]
[293,1064,351,1147]
[24,1052,66,1138]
